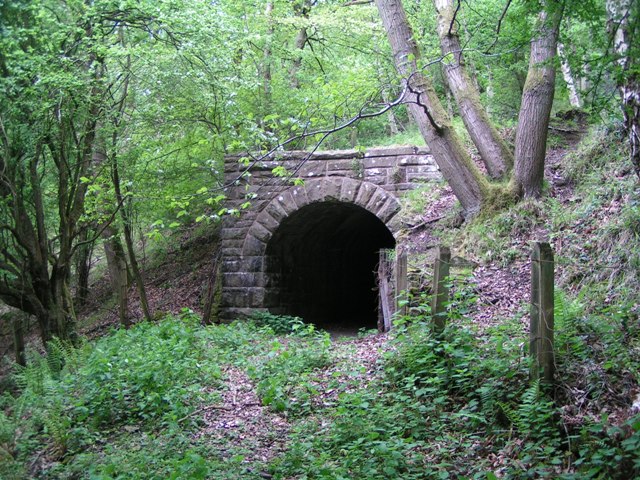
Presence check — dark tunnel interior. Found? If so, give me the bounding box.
[264,201,396,330]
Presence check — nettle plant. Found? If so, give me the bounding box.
[247,327,332,417]
[249,311,309,336]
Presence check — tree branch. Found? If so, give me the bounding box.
[70,196,126,256]
[484,0,512,53]
[405,75,444,134]
[342,0,373,6]
[220,52,456,192]
[448,0,462,36]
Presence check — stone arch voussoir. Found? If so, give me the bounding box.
[241,178,402,259]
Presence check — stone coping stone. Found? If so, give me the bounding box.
[225,145,431,163]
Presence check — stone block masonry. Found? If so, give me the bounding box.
[219,146,441,321]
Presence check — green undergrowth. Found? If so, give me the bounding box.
[267,293,640,479]
[2,295,640,478]
[246,313,333,417]
[0,313,337,479]
[0,314,267,479]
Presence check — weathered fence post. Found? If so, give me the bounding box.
[530,242,555,386]
[432,246,451,333]
[378,250,393,332]
[395,250,408,317]
[202,249,222,326]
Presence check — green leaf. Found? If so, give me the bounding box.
[272,165,288,177]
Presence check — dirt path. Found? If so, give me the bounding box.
[192,332,392,474]
[194,366,290,466]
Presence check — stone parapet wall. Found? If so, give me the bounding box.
[219,146,440,320]
[224,146,439,195]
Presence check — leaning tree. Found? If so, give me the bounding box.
[374,0,566,216]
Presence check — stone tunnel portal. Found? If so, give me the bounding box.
[265,201,396,330]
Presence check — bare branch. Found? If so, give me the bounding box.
[448,1,462,37]
[406,80,444,134]
[484,0,512,53]
[342,0,373,6]
[218,52,458,192]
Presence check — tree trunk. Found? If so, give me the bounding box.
[375,0,488,216]
[36,141,81,344]
[51,263,79,344]
[290,1,311,89]
[606,0,640,177]
[90,141,132,328]
[35,288,77,345]
[102,224,131,328]
[623,76,640,177]
[12,313,26,366]
[74,227,94,306]
[445,82,455,118]
[385,89,401,135]
[202,249,221,325]
[112,156,152,322]
[514,3,564,198]
[557,42,582,108]
[433,0,513,178]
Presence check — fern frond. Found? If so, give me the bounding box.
[554,289,588,359]
[47,337,81,374]
[498,401,526,432]
[520,379,541,407]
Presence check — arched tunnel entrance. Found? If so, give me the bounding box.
[264,201,396,331]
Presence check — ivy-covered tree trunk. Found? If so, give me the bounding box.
[375,0,489,216]
[433,0,513,178]
[514,3,564,198]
